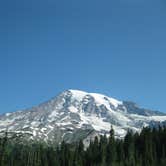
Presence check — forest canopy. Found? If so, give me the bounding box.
[0,126,166,166]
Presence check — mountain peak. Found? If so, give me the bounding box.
[66,89,122,108]
[0,89,166,144]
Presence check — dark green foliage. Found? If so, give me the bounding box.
[0,126,166,166]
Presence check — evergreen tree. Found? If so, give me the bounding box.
[0,126,166,166]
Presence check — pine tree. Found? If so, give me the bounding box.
[106,126,117,166]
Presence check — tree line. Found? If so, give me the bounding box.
[0,126,166,166]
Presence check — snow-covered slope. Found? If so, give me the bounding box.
[0,89,166,144]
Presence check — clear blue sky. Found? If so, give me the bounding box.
[1,0,166,114]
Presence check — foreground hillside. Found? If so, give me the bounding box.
[0,126,166,166]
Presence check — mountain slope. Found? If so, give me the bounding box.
[0,89,166,144]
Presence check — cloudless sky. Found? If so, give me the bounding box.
[1,0,166,113]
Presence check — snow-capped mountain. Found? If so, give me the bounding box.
[0,89,166,144]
